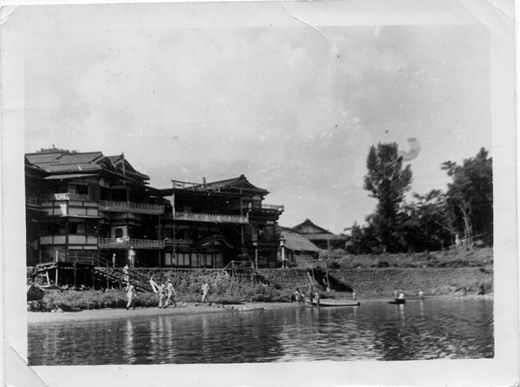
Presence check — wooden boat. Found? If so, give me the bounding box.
[388,298,406,305]
[310,298,360,307]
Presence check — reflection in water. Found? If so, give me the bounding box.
[28,299,493,365]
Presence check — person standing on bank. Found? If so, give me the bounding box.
[123,264,130,285]
[165,279,177,308]
[158,281,166,308]
[308,286,314,308]
[112,253,116,268]
[125,283,136,310]
[128,247,136,268]
[201,282,210,303]
[314,289,320,309]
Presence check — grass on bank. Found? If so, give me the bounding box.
[324,247,493,270]
[28,281,296,312]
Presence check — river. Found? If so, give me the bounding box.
[28,298,493,365]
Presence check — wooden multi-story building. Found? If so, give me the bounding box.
[25,151,284,269]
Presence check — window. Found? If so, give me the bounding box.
[74,185,89,195]
[76,222,85,235]
[164,228,173,239]
[115,228,124,238]
[68,223,78,234]
[86,221,97,235]
[175,252,191,267]
[47,222,60,235]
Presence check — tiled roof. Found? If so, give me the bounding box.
[292,218,333,235]
[25,151,149,180]
[305,233,349,241]
[281,228,322,252]
[26,152,104,173]
[200,175,268,194]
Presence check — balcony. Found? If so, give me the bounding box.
[25,196,40,205]
[99,200,164,215]
[98,237,165,249]
[174,212,248,224]
[46,193,92,201]
[261,204,284,212]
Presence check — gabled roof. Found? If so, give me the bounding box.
[25,151,150,183]
[25,157,49,178]
[105,154,150,180]
[25,152,104,173]
[281,227,322,253]
[305,233,349,241]
[292,219,332,235]
[199,175,268,195]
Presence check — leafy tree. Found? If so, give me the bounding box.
[401,190,454,251]
[442,148,493,247]
[37,145,78,154]
[363,143,413,253]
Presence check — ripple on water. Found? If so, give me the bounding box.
[28,299,493,365]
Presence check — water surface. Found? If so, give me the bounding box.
[28,298,493,365]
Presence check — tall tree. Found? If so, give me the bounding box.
[442,148,493,247]
[401,190,454,251]
[363,143,413,253]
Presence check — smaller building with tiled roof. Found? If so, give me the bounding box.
[279,227,321,267]
[292,219,349,250]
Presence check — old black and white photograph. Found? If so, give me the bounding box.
[1,0,518,386]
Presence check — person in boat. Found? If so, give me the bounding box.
[352,291,357,301]
[418,290,424,299]
[398,290,405,300]
[125,283,136,310]
[164,279,177,308]
[393,289,398,299]
[201,282,210,303]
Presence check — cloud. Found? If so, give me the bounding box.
[398,137,421,161]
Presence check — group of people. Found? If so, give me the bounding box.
[124,276,211,310]
[293,287,320,308]
[149,277,178,308]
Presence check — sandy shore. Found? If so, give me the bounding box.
[28,302,301,323]
[28,293,493,324]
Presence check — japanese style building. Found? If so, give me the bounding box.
[279,227,322,267]
[292,219,348,251]
[25,151,284,269]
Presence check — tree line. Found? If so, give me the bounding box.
[347,143,492,254]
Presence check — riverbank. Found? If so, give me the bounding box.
[28,293,493,324]
[28,301,300,323]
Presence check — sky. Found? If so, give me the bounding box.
[18,2,492,233]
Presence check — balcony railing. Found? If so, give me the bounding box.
[99,200,164,215]
[25,196,40,205]
[174,212,249,224]
[261,204,284,212]
[98,237,165,249]
[45,193,92,201]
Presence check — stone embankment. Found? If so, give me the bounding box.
[259,267,492,298]
[28,248,493,299]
